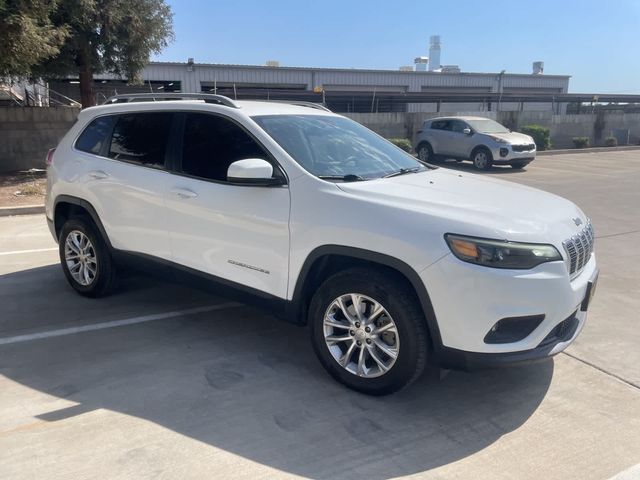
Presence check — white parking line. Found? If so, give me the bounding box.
[0,302,241,346]
[0,247,58,256]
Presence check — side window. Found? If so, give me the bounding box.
[450,120,467,133]
[108,113,172,167]
[431,120,452,131]
[75,116,116,155]
[181,113,271,182]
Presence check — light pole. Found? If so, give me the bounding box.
[497,70,506,112]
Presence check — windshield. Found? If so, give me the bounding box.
[466,119,510,134]
[252,115,425,180]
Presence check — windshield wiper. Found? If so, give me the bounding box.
[318,174,365,182]
[383,166,425,178]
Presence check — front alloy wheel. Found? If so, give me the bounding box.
[472,148,493,170]
[309,267,429,395]
[323,293,399,378]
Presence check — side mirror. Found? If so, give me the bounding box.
[463,128,472,135]
[227,158,283,186]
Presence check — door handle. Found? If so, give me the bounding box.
[88,170,109,180]
[170,188,198,199]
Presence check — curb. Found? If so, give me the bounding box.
[0,205,45,217]
[538,145,640,156]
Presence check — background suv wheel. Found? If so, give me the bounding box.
[309,267,428,395]
[417,142,435,163]
[471,147,493,170]
[59,216,117,297]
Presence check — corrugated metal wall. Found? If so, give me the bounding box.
[138,62,570,94]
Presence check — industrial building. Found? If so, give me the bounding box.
[45,35,572,113]
[49,60,570,113]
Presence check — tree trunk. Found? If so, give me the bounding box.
[78,62,95,108]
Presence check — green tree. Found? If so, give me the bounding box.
[37,0,174,107]
[0,0,68,78]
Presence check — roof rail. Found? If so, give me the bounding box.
[103,93,239,108]
[251,99,331,112]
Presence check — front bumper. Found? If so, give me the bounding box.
[490,144,537,165]
[421,251,597,368]
[435,309,586,370]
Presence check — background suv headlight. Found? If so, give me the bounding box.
[488,135,508,144]
[445,234,562,269]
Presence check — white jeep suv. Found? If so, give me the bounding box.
[45,94,598,395]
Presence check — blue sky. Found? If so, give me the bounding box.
[154,0,640,93]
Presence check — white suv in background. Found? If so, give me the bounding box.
[45,94,597,395]
[415,116,537,170]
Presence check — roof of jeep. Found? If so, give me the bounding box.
[78,99,336,120]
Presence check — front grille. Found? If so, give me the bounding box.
[563,221,595,278]
[512,143,535,152]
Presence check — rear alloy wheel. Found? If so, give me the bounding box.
[472,148,493,170]
[64,230,98,286]
[417,143,434,163]
[310,268,428,395]
[59,217,117,297]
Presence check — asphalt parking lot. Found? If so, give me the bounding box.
[1,150,639,480]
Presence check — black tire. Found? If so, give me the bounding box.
[417,142,436,163]
[471,147,493,170]
[510,162,527,169]
[309,267,429,395]
[58,216,117,297]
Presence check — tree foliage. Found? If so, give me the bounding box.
[0,0,68,78]
[2,0,174,106]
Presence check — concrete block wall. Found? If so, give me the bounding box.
[0,107,80,173]
[347,110,640,150]
[345,111,497,146]
[1,107,639,173]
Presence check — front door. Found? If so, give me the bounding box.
[448,119,475,158]
[164,112,290,298]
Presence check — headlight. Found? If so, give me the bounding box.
[488,135,508,144]
[445,234,562,269]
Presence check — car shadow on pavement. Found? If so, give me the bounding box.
[434,158,528,175]
[1,266,554,479]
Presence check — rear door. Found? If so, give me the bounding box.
[429,119,455,156]
[163,112,290,298]
[74,112,174,259]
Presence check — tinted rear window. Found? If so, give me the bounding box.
[75,116,116,155]
[108,113,172,167]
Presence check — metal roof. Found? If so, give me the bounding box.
[147,61,571,79]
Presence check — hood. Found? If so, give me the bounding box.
[336,168,587,247]
[486,131,533,144]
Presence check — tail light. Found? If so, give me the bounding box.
[45,148,56,167]
[416,129,423,134]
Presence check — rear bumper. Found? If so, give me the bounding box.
[46,216,58,243]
